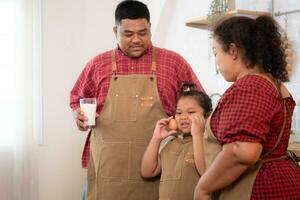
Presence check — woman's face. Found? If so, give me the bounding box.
[213,38,239,82]
[175,97,204,134]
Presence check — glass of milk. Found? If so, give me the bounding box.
[80,98,97,126]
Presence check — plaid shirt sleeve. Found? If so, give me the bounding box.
[69,59,98,110]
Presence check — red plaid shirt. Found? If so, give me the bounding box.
[211,74,300,199]
[70,45,203,168]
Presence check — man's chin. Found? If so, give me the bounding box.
[128,51,144,58]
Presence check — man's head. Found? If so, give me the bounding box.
[113,0,152,58]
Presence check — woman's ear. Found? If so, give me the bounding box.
[229,43,238,60]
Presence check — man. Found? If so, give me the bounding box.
[70,1,204,199]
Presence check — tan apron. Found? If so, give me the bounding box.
[203,79,287,200]
[159,136,200,200]
[87,48,167,200]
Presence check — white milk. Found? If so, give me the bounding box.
[80,103,96,126]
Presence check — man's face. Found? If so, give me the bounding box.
[114,18,151,58]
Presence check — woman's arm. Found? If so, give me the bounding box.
[140,117,176,178]
[194,141,262,200]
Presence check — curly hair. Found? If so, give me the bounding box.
[213,15,289,82]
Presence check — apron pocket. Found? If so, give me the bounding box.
[160,150,183,181]
[113,94,138,122]
[99,142,129,179]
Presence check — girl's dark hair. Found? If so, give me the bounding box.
[213,15,288,82]
[177,82,212,118]
[115,0,150,25]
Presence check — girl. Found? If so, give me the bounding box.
[141,82,212,200]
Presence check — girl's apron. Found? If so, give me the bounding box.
[203,77,287,200]
[159,137,200,200]
[87,48,167,200]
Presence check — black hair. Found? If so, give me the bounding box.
[177,82,212,118]
[213,15,288,82]
[115,0,150,25]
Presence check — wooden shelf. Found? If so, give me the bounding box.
[185,9,270,30]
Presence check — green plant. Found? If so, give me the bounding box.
[207,0,228,29]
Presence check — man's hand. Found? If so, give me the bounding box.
[73,108,99,131]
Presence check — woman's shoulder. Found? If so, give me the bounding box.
[220,74,286,107]
[233,74,282,97]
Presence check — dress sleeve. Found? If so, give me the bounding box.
[217,85,278,145]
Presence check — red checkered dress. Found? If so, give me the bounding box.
[70,45,203,168]
[211,74,300,199]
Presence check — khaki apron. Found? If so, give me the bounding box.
[159,136,200,200]
[203,78,287,200]
[87,48,167,200]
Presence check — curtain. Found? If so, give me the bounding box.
[0,0,42,199]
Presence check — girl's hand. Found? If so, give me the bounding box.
[190,114,206,137]
[153,116,177,141]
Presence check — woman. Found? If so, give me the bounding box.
[194,15,300,200]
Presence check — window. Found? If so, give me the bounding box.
[0,1,19,146]
[0,0,42,146]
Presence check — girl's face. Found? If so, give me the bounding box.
[175,97,204,134]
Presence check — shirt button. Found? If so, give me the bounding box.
[131,66,134,70]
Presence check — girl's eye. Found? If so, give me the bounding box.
[176,112,182,115]
[188,111,196,114]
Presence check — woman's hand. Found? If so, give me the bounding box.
[152,116,177,141]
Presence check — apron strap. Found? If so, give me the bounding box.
[151,47,156,77]
[260,100,287,160]
[112,49,117,76]
[259,74,288,160]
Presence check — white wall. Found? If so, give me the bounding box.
[154,0,225,95]
[38,0,300,199]
[40,0,117,199]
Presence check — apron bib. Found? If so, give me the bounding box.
[203,75,287,200]
[87,48,167,200]
[159,137,200,200]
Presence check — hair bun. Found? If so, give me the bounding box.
[181,82,196,94]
